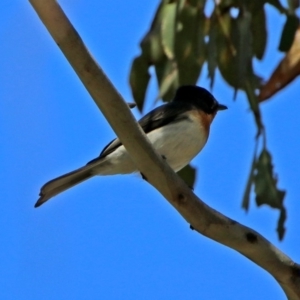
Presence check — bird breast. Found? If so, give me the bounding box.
[146,110,209,172]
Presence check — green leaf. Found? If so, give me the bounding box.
[156,61,178,102]
[140,2,165,64]
[242,149,257,211]
[177,164,196,189]
[254,149,286,209]
[254,148,286,239]
[244,81,263,133]
[140,32,164,64]
[277,207,286,241]
[161,3,177,59]
[278,15,299,52]
[251,8,267,60]
[213,10,259,91]
[236,8,253,87]
[177,0,185,12]
[175,4,206,85]
[242,144,287,240]
[207,18,218,88]
[212,11,240,89]
[155,58,179,102]
[129,55,150,112]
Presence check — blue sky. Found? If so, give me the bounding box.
[1,1,300,299]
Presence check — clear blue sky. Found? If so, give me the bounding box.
[1,1,300,299]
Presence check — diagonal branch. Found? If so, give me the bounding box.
[29,0,300,298]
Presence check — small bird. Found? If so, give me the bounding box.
[35,85,227,207]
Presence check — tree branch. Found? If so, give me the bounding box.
[29,0,300,298]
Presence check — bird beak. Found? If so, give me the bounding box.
[217,104,227,111]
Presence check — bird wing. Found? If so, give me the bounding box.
[87,102,192,164]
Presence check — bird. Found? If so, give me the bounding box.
[35,85,227,208]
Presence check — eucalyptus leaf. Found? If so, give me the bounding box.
[254,149,286,209]
[236,8,252,87]
[277,207,286,241]
[140,2,165,64]
[156,61,178,101]
[278,15,299,52]
[251,8,267,60]
[177,164,196,189]
[214,11,240,89]
[177,0,185,12]
[175,4,206,85]
[253,148,286,239]
[161,2,177,59]
[129,55,150,112]
[207,18,218,88]
[244,81,263,133]
[155,58,179,102]
[242,150,257,211]
[140,32,164,64]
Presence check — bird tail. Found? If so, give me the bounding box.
[35,164,97,208]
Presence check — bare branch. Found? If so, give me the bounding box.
[29,0,300,298]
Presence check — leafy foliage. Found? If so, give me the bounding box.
[242,146,286,240]
[129,0,298,240]
[254,149,286,240]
